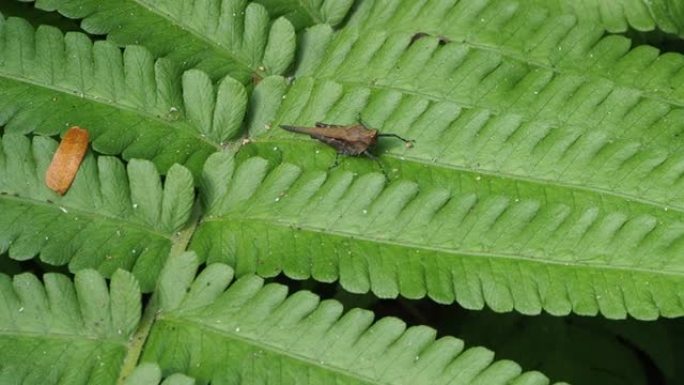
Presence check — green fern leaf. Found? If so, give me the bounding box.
[25,0,295,81]
[224,2,684,320]
[191,152,684,320]
[142,251,560,384]
[0,268,140,385]
[0,134,194,290]
[0,15,248,175]
[528,0,684,35]
[123,363,196,385]
[253,0,354,29]
[318,0,684,106]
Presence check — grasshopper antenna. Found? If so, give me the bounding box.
[377,133,415,148]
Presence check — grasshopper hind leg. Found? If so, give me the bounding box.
[328,152,342,171]
[363,151,390,179]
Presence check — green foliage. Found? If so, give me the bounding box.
[252,0,354,29]
[0,268,140,385]
[528,0,684,35]
[123,363,196,385]
[2,0,684,383]
[0,133,194,290]
[0,15,249,176]
[22,0,296,80]
[144,252,556,385]
[192,152,684,320]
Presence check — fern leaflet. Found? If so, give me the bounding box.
[253,0,354,29]
[142,251,559,384]
[0,268,140,385]
[0,134,194,291]
[0,15,248,176]
[191,153,684,320]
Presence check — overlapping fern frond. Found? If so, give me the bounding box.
[0,134,194,290]
[192,152,684,320]
[0,268,140,385]
[529,0,684,35]
[0,15,248,176]
[21,0,296,81]
[1,0,682,382]
[252,0,354,29]
[123,363,196,385]
[214,0,684,320]
[142,251,558,385]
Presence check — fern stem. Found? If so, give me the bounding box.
[116,200,203,383]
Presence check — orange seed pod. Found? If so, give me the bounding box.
[45,126,89,195]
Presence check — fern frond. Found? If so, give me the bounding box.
[191,153,684,320]
[0,268,140,385]
[251,11,684,220]
[142,251,559,384]
[253,0,354,29]
[24,0,295,81]
[0,15,248,176]
[0,134,194,290]
[317,0,684,105]
[123,363,196,385]
[528,0,684,35]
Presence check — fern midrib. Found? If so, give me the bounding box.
[156,316,384,384]
[132,0,266,78]
[314,73,681,138]
[296,0,323,24]
[1,194,173,241]
[463,38,684,108]
[250,138,684,216]
[0,72,221,151]
[0,330,128,344]
[350,24,683,108]
[203,214,684,277]
[117,202,200,384]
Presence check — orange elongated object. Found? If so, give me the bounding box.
[45,126,89,195]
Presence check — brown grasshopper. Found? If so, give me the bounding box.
[279,122,413,166]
